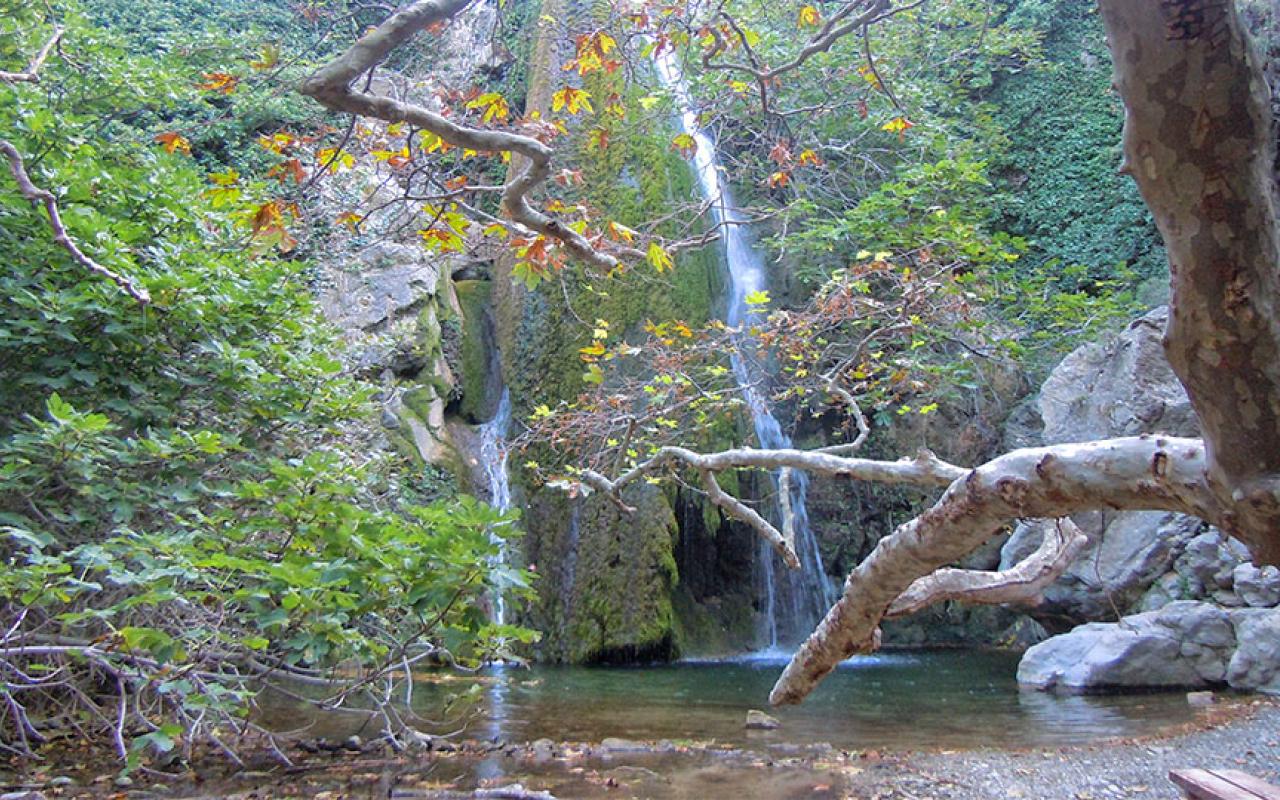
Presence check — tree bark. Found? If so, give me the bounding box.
[1100,0,1280,564]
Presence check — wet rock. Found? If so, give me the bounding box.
[342,734,363,752]
[113,775,134,788]
[433,738,459,752]
[1,793,47,800]
[745,709,781,730]
[319,243,441,332]
[529,738,557,761]
[599,737,648,753]
[1186,691,1216,707]
[1233,564,1280,608]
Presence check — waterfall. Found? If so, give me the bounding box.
[654,50,836,651]
[478,387,514,625]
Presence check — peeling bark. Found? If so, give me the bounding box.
[1100,0,1280,564]
[769,436,1217,705]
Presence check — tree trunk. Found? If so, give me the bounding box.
[1099,0,1280,564]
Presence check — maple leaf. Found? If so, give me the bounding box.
[198,72,239,94]
[797,5,821,27]
[266,158,306,184]
[552,87,593,115]
[882,116,915,141]
[646,242,673,272]
[767,170,791,188]
[671,133,697,158]
[154,132,191,155]
[606,221,637,243]
[587,127,610,150]
[466,92,510,123]
[250,44,280,71]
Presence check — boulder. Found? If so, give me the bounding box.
[1020,602,1280,695]
[1233,563,1280,608]
[1004,308,1240,627]
[320,243,441,332]
[1226,609,1280,693]
[1017,602,1235,691]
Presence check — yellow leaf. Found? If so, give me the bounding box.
[646,241,673,272]
[797,5,821,27]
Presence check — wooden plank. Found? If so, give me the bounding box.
[1170,768,1266,800]
[1211,770,1280,800]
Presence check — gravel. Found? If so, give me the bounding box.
[847,698,1280,800]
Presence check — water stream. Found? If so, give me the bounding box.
[478,387,514,625]
[653,50,835,650]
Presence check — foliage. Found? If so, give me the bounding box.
[0,3,531,762]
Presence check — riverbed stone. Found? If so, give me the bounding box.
[746,709,781,730]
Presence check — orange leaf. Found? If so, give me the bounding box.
[154,132,191,155]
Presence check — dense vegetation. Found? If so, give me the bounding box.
[1,0,1175,768]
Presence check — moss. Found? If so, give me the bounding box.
[453,279,499,423]
[521,485,680,663]
[400,385,438,426]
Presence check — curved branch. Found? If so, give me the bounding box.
[577,444,964,572]
[0,27,63,83]
[885,517,1089,618]
[1,140,151,304]
[769,435,1219,706]
[300,0,623,270]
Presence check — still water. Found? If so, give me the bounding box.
[310,649,1201,751]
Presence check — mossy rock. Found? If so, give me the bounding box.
[521,485,680,664]
[454,279,502,423]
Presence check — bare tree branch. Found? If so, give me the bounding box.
[885,517,1089,618]
[0,140,151,304]
[769,435,1218,706]
[300,0,640,270]
[0,27,63,83]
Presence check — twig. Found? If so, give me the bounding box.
[0,140,151,304]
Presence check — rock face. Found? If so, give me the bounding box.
[1001,307,1234,629]
[1018,601,1280,694]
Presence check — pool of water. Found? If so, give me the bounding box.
[265,649,1204,751]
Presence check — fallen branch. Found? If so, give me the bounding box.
[0,140,151,304]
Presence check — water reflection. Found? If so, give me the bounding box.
[256,650,1203,754]
[397,650,1198,750]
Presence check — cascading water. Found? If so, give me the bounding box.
[654,52,836,651]
[478,387,514,626]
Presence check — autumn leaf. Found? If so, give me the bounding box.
[646,241,673,272]
[266,158,306,184]
[198,72,239,94]
[466,91,510,123]
[606,221,637,243]
[769,140,793,166]
[797,148,822,167]
[882,116,915,141]
[258,132,297,154]
[746,290,771,306]
[767,170,791,188]
[336,212,363,232]
[316,147,355,173]
[587,127,610,150]
[671,133,697,158]
[250,44,280,71]
[204,169,241,207]
[154,132,191,155]
[552,87,593,115]
[797,5,821,27]
[249,200,298,252]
